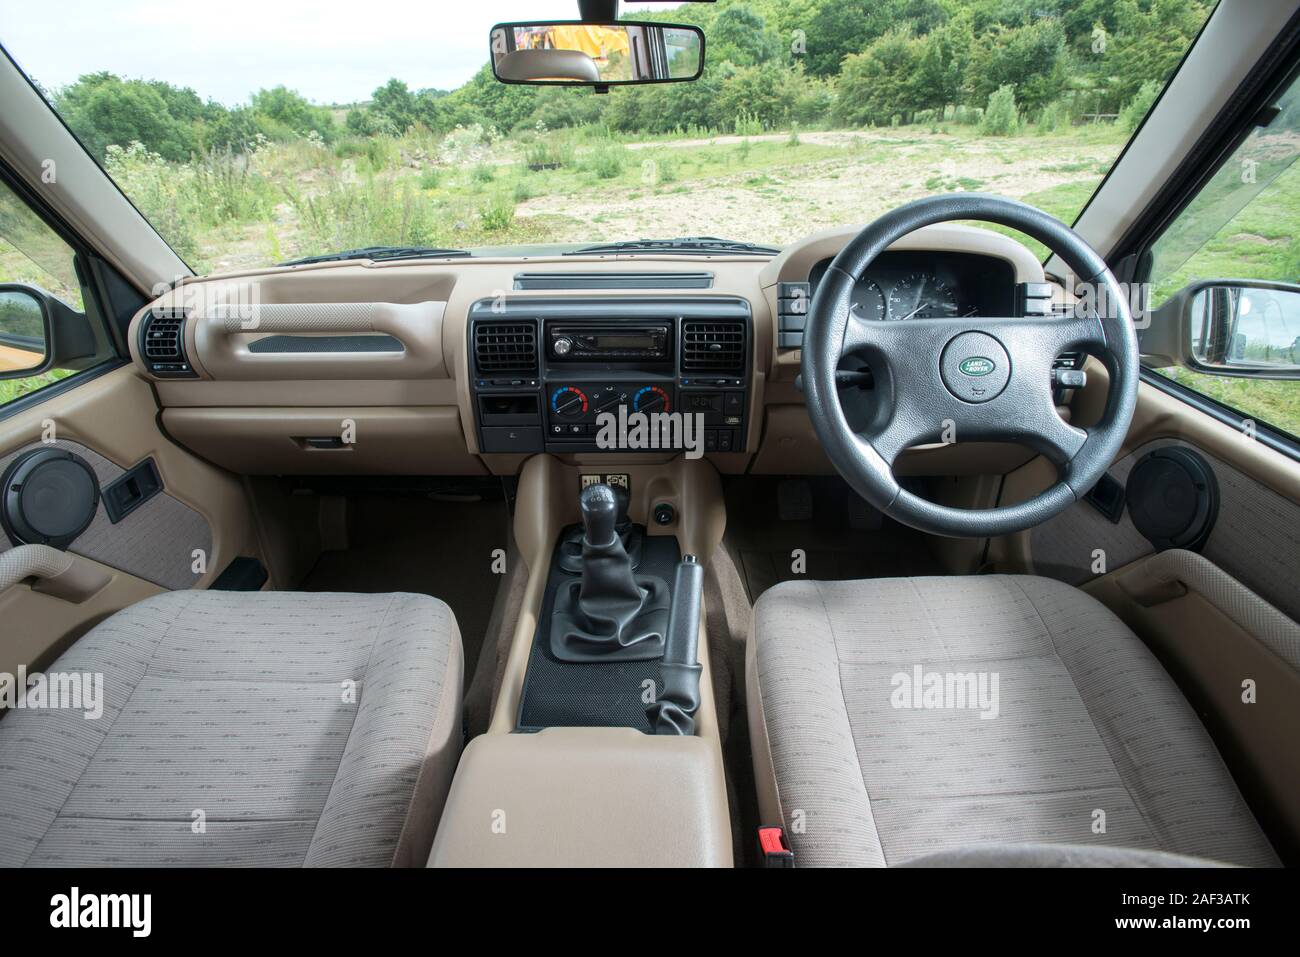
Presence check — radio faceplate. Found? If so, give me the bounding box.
[469,297,751,455]
[548,324,670,361]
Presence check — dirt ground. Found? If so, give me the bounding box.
[518,128,1123,244]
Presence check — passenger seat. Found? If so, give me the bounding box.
[0,590,462,867]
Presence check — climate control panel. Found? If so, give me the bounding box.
[545,381,676,441]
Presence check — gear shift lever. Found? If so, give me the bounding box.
[559,482,641,573]
[550,484,669,662]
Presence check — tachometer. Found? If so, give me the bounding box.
[850,279,887,321]
[887,273,958,320]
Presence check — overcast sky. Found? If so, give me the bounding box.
[0,1,673,105]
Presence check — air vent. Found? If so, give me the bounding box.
[682,320,746,372]
[140,309,195,377]
[474,320,539,375]
[513,272,713,290]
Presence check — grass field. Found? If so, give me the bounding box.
[177,122,1128,273]
[1,117,1296,434]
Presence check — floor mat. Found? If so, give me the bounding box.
[298,492,510,689]
[724,476,943,603]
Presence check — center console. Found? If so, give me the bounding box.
[427,455,735,867]
[469,297,752,455]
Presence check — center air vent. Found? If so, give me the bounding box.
[140,309,195,377]
[474,320,539,376]
[682,320,745,373]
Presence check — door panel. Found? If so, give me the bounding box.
[0,438,211,590]
[1029,432,1300,622]
[0,365,264,675]
[1003,378,1300,615]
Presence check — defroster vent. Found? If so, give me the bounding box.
[682,320,745,373]
[474,320,539,376]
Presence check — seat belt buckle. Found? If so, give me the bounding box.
[757,825,794,868]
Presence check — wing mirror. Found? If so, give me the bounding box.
[0,283,99,381]
[1143,279,1300,380]
[0,284,52,380]
[489,21,704,88]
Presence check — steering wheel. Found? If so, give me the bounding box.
[802,194,1139,538]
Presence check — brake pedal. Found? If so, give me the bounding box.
[777,479,813,521]
[848,493,883,531]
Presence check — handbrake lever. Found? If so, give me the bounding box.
[647,555,704,735]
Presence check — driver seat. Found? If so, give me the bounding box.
[748,574,1279,867]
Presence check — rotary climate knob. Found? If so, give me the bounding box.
[553,337,573,357]
[551,385,588,417]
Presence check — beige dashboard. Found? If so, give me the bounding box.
[128,223,1051,479]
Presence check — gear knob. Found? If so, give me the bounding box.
[579,483,619,547]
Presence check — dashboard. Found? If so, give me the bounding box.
[127,221,1053,478]
[807,250,1016,322]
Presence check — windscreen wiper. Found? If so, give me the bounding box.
[279,245,472,266]
[565,236,781,256]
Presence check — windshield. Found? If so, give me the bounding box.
[2,0,1214,274]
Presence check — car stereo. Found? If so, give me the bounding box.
[547,324,670,361]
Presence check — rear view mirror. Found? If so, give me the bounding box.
[1144,279,1300,380]
[490,21,704,87]
[0,284,51,380]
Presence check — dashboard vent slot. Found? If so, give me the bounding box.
[513,272,713,291]
[141,309,195,376]
[682,320,746,372]
[474,320,538,375]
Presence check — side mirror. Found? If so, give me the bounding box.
[489,21,704,88]
[0,284,52,380]
[1144,279,1300,381]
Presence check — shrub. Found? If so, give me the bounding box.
[733,111,763,136]
[1036,100,1065,134]
[419,168,441,189]
[478,194,516,231]
[583,139,627,180]
[104,142,199,261]
[512,178,537,202]
[185,149,275,226]
[1120,80,1162,133]
[288,175,442,253]
[523,135,575,170]
[980,85,1019,136]
[471,163,495,184]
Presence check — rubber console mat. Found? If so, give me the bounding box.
[517,527,680,732]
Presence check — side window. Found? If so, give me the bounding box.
[1144,72,1300,438]
[0,177,116,409]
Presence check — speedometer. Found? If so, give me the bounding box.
[887,273,958,320]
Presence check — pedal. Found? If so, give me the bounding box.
[848,493,883,531]
[777,479,812,521]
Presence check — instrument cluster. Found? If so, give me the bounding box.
[808,250,1017,322]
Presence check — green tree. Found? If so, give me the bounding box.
[55,73,198,161]
[437,65,537,134]
[249,86,337,141]
[911,11,973,113]
[370,79,421,133]
[835,30,924,127]
[1106,0,1209,107]
[965,19,1067,114]
[709,5,782,66]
